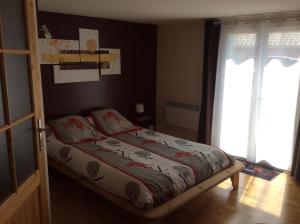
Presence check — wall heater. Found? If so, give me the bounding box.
[165,100,200,130]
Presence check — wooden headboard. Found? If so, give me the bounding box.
[38,11,157,121]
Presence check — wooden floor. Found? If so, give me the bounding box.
[49,167,300,224]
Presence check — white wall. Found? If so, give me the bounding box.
[156,20,205,141]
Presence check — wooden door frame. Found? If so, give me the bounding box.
[0,0,51,223]
[24,0,51,222]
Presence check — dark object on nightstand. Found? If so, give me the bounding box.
[131,114,154,130]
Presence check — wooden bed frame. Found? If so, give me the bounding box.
[48,158,244,224]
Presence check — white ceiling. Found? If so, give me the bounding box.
[38,0,300,24]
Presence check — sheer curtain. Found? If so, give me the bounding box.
[212,18,300,170]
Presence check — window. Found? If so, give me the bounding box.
[212,19,300,170]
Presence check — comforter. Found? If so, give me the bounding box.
[47,128,234,209]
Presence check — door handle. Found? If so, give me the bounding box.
[37,118,45,151]
[37,128,47,133]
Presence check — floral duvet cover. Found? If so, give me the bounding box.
[47,127,234,209]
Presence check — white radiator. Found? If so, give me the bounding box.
[165,101,200,130]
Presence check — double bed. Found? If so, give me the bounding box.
[46,109,244,223]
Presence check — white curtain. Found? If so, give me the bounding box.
[212,18,300,170]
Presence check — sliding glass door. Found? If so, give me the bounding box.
[212,19,300,170]
[256,30,300,169]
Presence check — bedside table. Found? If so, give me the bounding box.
[131,114,154,130]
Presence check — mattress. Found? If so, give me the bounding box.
[46,128,234,209]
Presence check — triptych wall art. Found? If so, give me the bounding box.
[39,28,121,83]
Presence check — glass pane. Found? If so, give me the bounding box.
[5,55,31,120]
[0,63,5,125]
[256,31,300,170]
[219,33,256,158]
[13,119,36,185]
[0,132,12,202]
[0,0,27,49]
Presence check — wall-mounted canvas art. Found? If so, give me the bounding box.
[77,28,100,79]
[39,39,80,64]
[53,64,99,83]
[100,48,121,75]
[38,29,121,83]
[79,28,99,56]
[39,38,102,64]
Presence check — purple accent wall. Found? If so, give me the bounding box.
[38,11,157,120]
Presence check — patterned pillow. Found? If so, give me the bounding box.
[48,115,104,143]
[90,109,140,135]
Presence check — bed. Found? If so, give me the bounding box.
[46,109,244,223]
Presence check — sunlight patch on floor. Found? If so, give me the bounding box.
[238,174,287,217]
[217,178,232,190]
